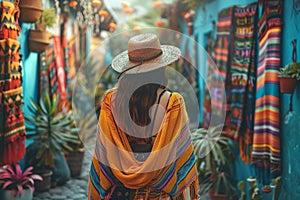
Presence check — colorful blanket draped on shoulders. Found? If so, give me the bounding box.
[88,90,199,200]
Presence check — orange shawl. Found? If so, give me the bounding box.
[89,91,199,199]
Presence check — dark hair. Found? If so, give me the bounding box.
[113,67,168,137]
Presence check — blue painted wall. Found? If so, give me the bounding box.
[186,0,298,199]
[186,1,261,199]
[19,23,39,117]
[279,0,300,199]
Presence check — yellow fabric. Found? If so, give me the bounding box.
[89,90,199,199]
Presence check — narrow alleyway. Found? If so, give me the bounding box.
[33,36,102,200]
[33,151,92,200]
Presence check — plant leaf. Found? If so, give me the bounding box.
[30,174,43,181]
[2,180,13,189]
[17,184,23,197]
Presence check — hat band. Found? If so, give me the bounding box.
[128,48,163,63]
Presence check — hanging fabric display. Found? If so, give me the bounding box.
[252,0,282,184]
[61,26,73,108]
[227,3,258,163]
[39,52,50,98]
[67,35,77,79]
[0,0,26,166]
[45,44,59,100]
[53,36,68,104]
[64,41,72,105]
[202,7,234,128]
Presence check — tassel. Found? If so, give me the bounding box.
[190,181,198,199]
[173,181,199,200]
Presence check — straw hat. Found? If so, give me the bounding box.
[111,33,181,75]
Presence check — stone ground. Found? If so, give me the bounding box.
[33,151,92,200]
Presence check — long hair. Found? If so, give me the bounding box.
[112,67,168,138]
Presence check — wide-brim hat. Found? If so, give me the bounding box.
[111,33,181,75]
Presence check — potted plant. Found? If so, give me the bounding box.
[0,164,42,200]
[19,0,43,23]
[278,62,300,94]
[25,93,80,191]
[192,125,237,199]
[65,110,97,177]
[28,8,56,53]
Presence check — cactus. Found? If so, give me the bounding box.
[238,181,246,200]
[272,177,281,200]
[247,177,262,200]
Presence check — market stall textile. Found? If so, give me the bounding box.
[202,6,234,128]
[0,1,26,166]
[227,3,258,163]
[252,0,282,184]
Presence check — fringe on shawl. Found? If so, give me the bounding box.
[173,181,199,200]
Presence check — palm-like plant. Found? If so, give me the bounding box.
[191,125,237,196]
[25,93,80,170]
[76,111,98,146]
[0,164,42,197]
[192,125,236,172]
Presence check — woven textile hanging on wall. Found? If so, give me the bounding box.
[227,3,258,163]
[67,35,77,80]
[39,52,50,98]
[0,0,26,166]
[39,36,73,110]
[252,0,282,184]
[202,7,234,129]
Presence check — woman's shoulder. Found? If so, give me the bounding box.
[167,92,185,108]
[101,89,115,106]
[169,92,184,101]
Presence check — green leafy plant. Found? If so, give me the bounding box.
[70,110,97,151]
[25,93,80,170]
[0,164,42,197]
[192,125,236,173]
[191,125,237,197]
[39,8,56,28]
[279,62,300,80]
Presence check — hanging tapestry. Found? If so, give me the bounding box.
[0,0,26,166]
[202,7,234,128]
[45,44,59,100]
[61,28,73,109]
[252,0,282,184]
[64,42,72,104]
[227,3,258,163]
[67,35,77,79]
[39,52,50,98]
[53,36,68,104]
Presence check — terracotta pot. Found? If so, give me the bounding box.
[0,189,33,200]
[19,0,43,23]
[28,26,52,53]
[34,170,53,192]
[279,77,297,94]
[66,148,85,177]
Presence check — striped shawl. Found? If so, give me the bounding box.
[88,91,199,200]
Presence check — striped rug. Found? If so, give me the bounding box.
[227,3,258,163]
[252,0,282,184]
